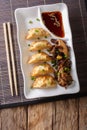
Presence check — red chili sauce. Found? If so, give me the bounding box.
[42,11,65,38]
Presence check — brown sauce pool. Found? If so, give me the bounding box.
[42,11,65,38]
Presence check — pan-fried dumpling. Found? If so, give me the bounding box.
[28,52,52,64]
[32,75,56,88]
[31,63,54,77]
[25,28,50,40]
[29,40,52,51]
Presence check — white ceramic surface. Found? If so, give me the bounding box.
[15,3,80,99]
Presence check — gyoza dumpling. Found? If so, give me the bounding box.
[28,52,52,64]
[32,75,56,88]
[29,40,52,51]
[31,63,54,77]
[25,28,50,40]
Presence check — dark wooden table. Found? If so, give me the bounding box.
[0,0,87,129]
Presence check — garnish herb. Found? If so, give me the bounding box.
[38,50,41,53]
[54,65,58,69]
[29,20,33,24]
[64,67,70,72]
[44,36,47,38]
[35,30,39,32]
[28,44,30,46]
[64,54,68,59]
[57,72,60,76]
[55,50,59,54]
[31,76,36,80]
[51,60,55,64]
[36,18,40,21]
[51,60,56,65]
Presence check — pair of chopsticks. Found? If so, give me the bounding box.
[3,22,18,96]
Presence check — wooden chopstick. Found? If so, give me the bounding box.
[3,22,18,96]
[3,23,14,96]
[7,22,18,96]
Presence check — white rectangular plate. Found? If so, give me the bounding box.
[15,3,80,99]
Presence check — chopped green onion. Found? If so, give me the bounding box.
[28,44,30,46]
[51,60,55,64]
[51,60,56,64]
[38,50,41,53]
[57,72,60,76]
[64,54,68,59]
[52,64,56,67]
[35,30,39,32]
[31,76,36,80]
[55,50,59,54]
[29,20,33,24]
[36,18,40,21]
[64,67,70,72]
[44,36,47,38]
[54,65,58,69]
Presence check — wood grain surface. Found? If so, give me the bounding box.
[0,0,87,129]
[0,97,87,130]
